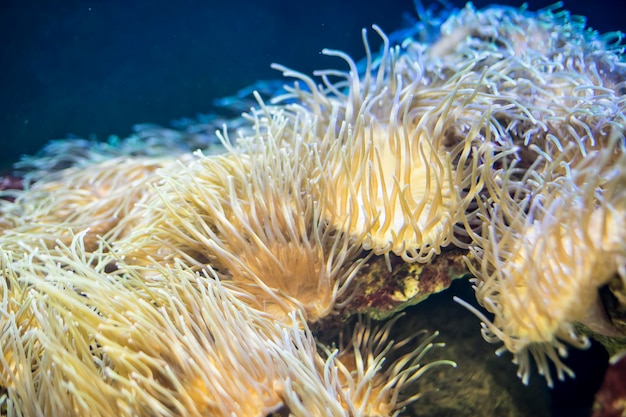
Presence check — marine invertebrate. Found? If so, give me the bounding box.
[459,141,626,385]
[2,32,466,411]
[398,2,626,385]
[1,236,288,416]
[318,97,461,265]
[271,26,486,265]
[315,315,455,416]
[1,230,451,416]
[0,156,172,253]
[112,102,368,322]
[271,8,626,389]
[2,3,625,414]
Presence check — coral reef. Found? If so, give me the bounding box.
[1,2,625,416]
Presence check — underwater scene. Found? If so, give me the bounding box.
[1,0,626,416]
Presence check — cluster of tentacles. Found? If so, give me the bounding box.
[1,3,625,416]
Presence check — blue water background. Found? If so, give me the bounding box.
[0,0,624,170]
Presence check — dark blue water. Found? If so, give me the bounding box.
[1,0,623,170]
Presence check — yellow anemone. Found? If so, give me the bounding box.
[460,144,626,386]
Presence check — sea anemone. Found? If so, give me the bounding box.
[318,315,456,416]
[2,21,464,412]
[413,2,626,385]
[271,26,487,266]
[4,2,625,411]
[1,235,287,416]
[1,229,451,416]
[458,134,626,386]
[0,156,171,253]
[112,102,369,323]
